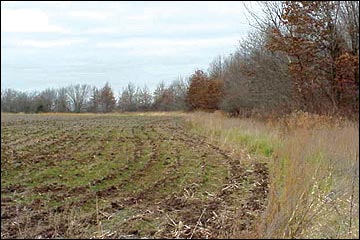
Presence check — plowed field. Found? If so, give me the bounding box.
[1,113,268,238]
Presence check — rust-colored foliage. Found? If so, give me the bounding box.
[99,82,116,112]
[266,1,359,115]
[186,70,209,110]
[186,70,224,111]
[335,52,359,111]
[207,79,224,110]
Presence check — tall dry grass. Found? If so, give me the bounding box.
[184,110,359,239]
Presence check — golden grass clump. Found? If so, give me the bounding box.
[269,110,348,131]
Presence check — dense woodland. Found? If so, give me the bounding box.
[2,1,359,117]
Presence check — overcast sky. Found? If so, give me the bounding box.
[1,1,261,93]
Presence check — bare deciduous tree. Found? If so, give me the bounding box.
[136,85,152,111]
[66,84,91,113]
[55,87,70,112]
[118,83,137,112]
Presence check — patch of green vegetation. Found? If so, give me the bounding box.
[231,132,276,157]
[31,166,63,184]
[199,162,228,193]
[1,170,20,187]
[47,199,64,208]
[249,137,275,157]
[122,150,164,193]
[187,121,278,158]
[235,133,251,145]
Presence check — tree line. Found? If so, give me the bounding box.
[2,1,358,117]
[1,79,188,113]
